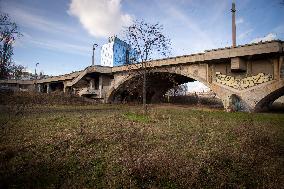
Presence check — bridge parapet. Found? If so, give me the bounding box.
[111,40,283,73]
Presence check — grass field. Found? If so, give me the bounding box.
[0,93,284,188]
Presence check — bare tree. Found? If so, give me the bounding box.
[123,20,171,113]
[0,13,22,79]
[9,64,24,79]
[167,84,188,97]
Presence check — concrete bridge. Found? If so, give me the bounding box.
[1,40,284,112]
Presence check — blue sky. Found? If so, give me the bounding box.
[1,0,284,77]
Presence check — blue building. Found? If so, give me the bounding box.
[101,36,136,67]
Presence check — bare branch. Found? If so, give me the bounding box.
[0,12,23,79]
[120,20,171,112]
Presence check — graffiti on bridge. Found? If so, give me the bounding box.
[215,72,273,90]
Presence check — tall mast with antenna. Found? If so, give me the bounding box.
[231,0,237,47]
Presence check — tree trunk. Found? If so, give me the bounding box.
[143,69,147,114]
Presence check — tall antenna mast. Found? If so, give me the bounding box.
[231,0,237,47]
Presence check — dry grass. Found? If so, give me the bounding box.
[0,92,283,188]
[0,91,96,106]
[165,95,224,109]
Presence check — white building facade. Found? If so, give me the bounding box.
[101,36,136,67]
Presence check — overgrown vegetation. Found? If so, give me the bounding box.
[0,92,283,188]
[165,94,224,109]
[0,91,95,106]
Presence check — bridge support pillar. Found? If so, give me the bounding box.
[99,76,103,98]
[89,79,95,90]
[38,84,42,93]
[222,96,231,112]
[221,94,253,112]
[46,83,50,94]
[64,86,71,94]
[63,82,66,93]
[63,81,69,93]
[280,56,284,78]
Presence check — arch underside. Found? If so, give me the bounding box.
[255,86,284,112]
[108,72,196,103]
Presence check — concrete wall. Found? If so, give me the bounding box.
[251,59,274,76]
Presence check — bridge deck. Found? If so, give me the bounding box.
[0,40,283,84]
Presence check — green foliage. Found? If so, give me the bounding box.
[124,112,151,123]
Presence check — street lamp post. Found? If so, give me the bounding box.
[92,43,98,66]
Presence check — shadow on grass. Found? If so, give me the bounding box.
[0,157,107,189]
[27,107,119,115]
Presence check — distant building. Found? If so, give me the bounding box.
[101,36,137,67]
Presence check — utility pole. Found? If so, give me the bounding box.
[231,0,237,47]
[35,62,39,92]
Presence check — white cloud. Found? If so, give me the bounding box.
[68,0,133,38]
[187,81,209,93]
[251,33,277,43]
[20,34,90,56]
[30,39,90,56]
[4,5,76,34]
[273,25,284,36]
[236,18,244,25]
[23,68,33,73]
[238,29,253,40]
[165,5,216,54]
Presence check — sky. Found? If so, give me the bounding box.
[1,0,284,91]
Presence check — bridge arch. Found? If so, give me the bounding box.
[254,85,284,112]
[106,69,220,104]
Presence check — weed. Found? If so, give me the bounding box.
[124,112,151,123]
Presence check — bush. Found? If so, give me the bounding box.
[164,94,223,108]
[0,91,96,106]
